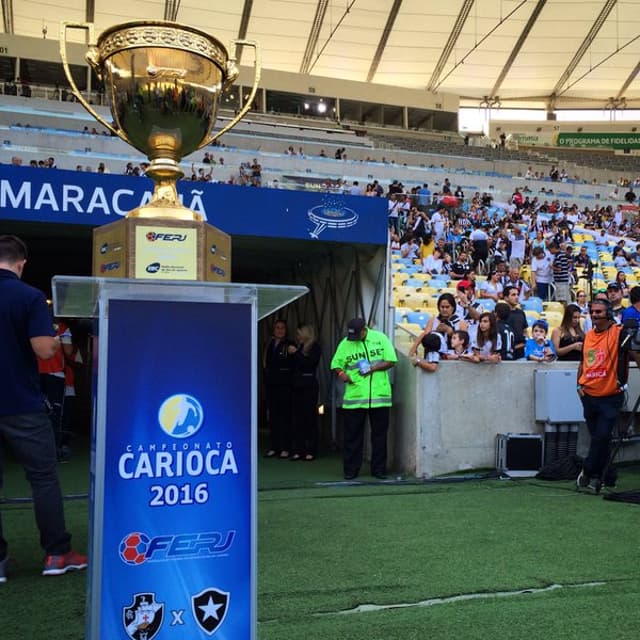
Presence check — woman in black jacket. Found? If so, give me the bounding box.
[288,325,322,461]
[263,320,294,458]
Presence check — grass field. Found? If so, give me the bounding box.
[1,443,640,639]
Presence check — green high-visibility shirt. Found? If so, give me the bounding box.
[330,328,397,409]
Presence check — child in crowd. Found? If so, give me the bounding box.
[525,319,557,362]
[445,330,473,360]
[410,332,445,372]
[471,312,501,363]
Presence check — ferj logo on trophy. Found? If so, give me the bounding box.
[60,21,261,281]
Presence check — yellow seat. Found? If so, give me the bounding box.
[395,322,423,340]
[421,286,440,300]
[392,273,406,288]
[411,272,432,284]
[392,286,416,301]
[543,301,564,314]
[402,293,431,310]
[574,278,591,293]
[543,311,563,328]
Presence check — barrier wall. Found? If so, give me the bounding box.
[392,358,640,477]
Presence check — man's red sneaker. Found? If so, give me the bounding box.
[42,550,88,576]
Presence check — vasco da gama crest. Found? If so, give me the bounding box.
[123,592,164,640]
[191,587,230,635]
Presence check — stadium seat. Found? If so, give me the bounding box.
[522,297,543,314]
[396,292,429,309]
[480,299,496,312]
[405,311,430,327]
[396,322,423,337]
[525,310,541,326]
[392,274,407,289]
[410,273,432,284]
[543,311,563,328]
[543,301,564,314]
[398,266,420,275]
[421,287,440,300]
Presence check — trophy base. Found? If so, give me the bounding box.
[93,217,231,282]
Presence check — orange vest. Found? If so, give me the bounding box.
[579,324,623,397]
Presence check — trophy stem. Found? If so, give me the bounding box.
[126,159,202,221]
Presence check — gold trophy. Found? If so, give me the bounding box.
[60,21,260,281]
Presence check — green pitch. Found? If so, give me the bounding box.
[1,446,639,639]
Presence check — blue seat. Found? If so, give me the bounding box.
[398,266,420,275]
[406,311,430,327]
[480,299,496,312]
[395,308,407,323]
[522,297,543,313]
[404,278,424,288]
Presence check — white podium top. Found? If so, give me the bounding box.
[52,276,308,320]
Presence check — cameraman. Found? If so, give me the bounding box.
[576,298,640,493]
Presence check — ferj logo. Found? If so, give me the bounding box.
[158,394,204,438]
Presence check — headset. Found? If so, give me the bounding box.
[588,298,614,321]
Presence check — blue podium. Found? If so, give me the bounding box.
[53,277,307,640]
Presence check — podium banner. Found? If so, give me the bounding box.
[94,298,254,639]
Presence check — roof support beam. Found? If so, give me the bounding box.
[550,0,617,97]
[2,0,14,34]
[163,0,181,22]
[85,0,95,24]
[235,0,254,66]
[427,0,475,92]
[489,0,546,98]
[615,60,640,101]
[366,0,403,83]
[300,0,328,74]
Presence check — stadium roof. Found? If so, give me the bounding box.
[5,0,640,109]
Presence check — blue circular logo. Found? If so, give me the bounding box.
[158,394,204,438]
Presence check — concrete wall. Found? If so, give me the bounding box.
[392,358,640,478]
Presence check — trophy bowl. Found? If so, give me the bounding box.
[94,22,231,164]
[61,21,260,220]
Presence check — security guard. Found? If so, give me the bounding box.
[330,318,397,480]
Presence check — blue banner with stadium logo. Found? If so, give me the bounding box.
[0,165,386,244]
[92,297,254,639]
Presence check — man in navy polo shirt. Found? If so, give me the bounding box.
[0,235,86,581]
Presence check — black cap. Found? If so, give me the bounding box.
[607,282,621,291]
[347,318,366,341]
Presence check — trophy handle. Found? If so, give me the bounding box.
[59,22,129,143]
[202,39,262,148]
